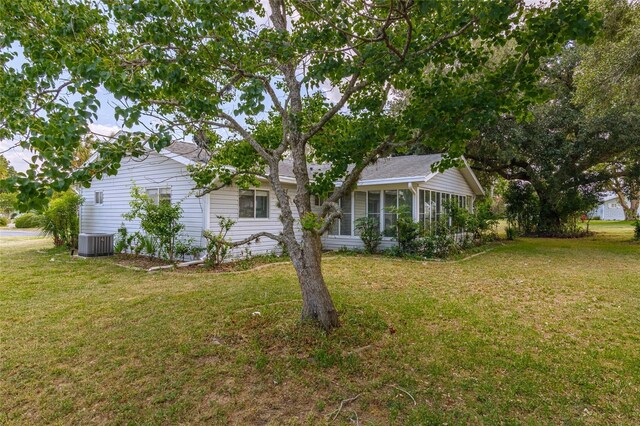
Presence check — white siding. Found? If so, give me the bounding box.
[209,184,303,257]
[79,152,207,248]
[421,168,475,196]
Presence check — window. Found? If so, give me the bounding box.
[382,189,414,236]
[95,191,104,205]
[367,191,381,228]
[239,189,269,218]
[383,190,398,235]
[328,194,353,235]
[419,189,473,230]
[146,187,171,204]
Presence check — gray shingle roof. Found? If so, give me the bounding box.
[163,143,443,181]
[164,141,210,163]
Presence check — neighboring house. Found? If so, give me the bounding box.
[591,193,640,221]
[79,142,484,256]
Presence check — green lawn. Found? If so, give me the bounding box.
[1,222,639,424]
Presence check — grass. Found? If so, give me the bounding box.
[1,221,639,424]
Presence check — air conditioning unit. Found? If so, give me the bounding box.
[78,233,114,257]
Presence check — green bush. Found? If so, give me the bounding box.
[14,212,43,228]
[203,216,236,267]
[504,181,539,235]
[0,216,8,226]
[354,216,382,254]
[41,191,83,248]
[634,220,640,241]
[123,186,185,260]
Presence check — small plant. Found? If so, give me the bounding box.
[174,238,204,260]
[385,205,421,254]
[114,224,133,253]
[634,220,640,241]
[0,216,8,226]
[505,226,518,240]
[354,216,382,254]
[203,216,236,267]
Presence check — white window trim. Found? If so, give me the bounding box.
[95,191,104,205]
[146,186,172,205]
[238,189,270,220]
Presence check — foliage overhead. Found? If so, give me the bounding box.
[574,0,640,114]
[0,0,599,210]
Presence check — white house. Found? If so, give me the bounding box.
[79,142,484,255]
[592,193,640,221]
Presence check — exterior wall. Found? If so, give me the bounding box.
[594,198,639,221]
[421,168,475,197]
[209,183,304,257]
[79,152,207,249]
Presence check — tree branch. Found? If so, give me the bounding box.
[229,231,284,247]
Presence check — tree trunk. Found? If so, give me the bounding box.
[289,231,339,331]
[623,198,639,221]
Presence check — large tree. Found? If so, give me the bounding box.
[575,0,640,220]
[0,0,596,330]
[467,47,640,233]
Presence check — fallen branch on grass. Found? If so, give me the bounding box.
[330,393,362,422]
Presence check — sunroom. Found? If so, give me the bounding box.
[323,185,476,250]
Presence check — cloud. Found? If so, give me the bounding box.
[88,123,120,139]
[0,140,33,173]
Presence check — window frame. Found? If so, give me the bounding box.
[238,189,270,219]
[146,187,172,205]
[95,191,104,205]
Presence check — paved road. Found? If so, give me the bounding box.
[0,229,42,237]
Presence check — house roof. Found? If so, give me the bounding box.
[163,141,209,163]
[161,143,484,195]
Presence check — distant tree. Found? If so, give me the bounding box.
[0,155,15,180]
[467,47,639,234]
[575,0,640,220]
[0,1,597,330]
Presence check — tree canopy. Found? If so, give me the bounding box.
[467,46,640,233]
[0,0,599,329]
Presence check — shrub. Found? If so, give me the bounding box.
[175,238,204,260]
[634,220,640,241]
[505,226,518,240]
[41,191,83,248]
[0,216,8,226]
[385,205,421,254]
[354,217,382,254]
[114,224,133,253]
[14,212,43,228]
[504,181,539,235]
[203,216,236,267]
[123,186,185,260]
